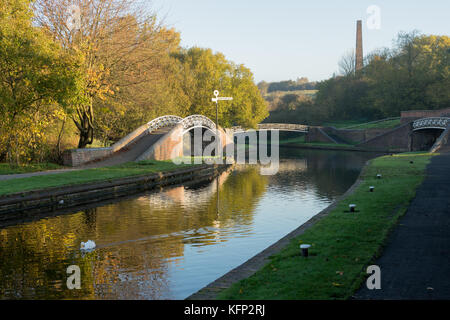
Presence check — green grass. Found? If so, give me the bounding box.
[278,136,306,144]
[322,120,365,128]
[324,118,401,130]
[217,152,433,299]
[294,142,354,148]
[277,138,355,148]
[0,160,196,196]
[345,118,401,129]
[0,163,64,175]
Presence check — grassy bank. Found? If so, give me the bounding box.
[274,136,355,148]
[323,118,401,130]
[0,160,196,196]
[217,152,433,299]
[0,163,63,175]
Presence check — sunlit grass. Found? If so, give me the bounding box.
[0,163,64,175]
[0,160,197,196]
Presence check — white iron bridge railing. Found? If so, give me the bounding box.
[147,115,183,133]
[144,115,309,134]
[232,123,309,133]
[181,115,216,131]
[412,117,450,131]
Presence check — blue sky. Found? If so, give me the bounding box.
[150,0,449,83]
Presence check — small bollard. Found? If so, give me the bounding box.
[349,204,356,212]
[300,244,311,257]
[376,174,382,179]
[410,161,414,164]
[369,186,374,192]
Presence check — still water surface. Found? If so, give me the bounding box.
[0,148,381,299]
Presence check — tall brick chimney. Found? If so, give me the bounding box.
[355,20,363,71]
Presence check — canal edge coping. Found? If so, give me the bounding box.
[0,164,231,218]
[186,158,373,300]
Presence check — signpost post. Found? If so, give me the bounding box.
[211,90,232,215]
[211,90,233,158]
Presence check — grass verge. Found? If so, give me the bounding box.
[280,140,356,148]
[0,160,196,196]
[217,152,433,299]
[323,118,401,130]
[0,163,63,175]
[345,118,401,129]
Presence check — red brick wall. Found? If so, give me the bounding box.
[401,108,450,123]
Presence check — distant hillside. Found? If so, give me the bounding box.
[257,78,318,111]
[257,77,317,94]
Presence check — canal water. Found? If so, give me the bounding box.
[0,148,381,299]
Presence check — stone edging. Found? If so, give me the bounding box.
[0,164,230,220]
[186,159,372,300]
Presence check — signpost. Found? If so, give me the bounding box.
[211,90,233,155]
[212,90,232,215]
[211,90,233,130]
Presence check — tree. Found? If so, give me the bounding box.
[0,0,84,163]
[33,0,169,148]
[338,49,356,76]
[173,47,268,128]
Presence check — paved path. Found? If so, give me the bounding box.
[355,152,450,299]
[0,168,81,181]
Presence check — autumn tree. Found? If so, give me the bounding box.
[33,0,171,148]
[0,0,84,163]
[173,47,268,128]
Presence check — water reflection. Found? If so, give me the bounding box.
[0,149,381,299]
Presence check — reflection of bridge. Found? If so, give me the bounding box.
[64,114,308,167]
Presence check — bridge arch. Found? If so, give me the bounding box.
[412,117,449,131]
[411,117,450,151]
[180,115,217,133]
[147,115,183,133]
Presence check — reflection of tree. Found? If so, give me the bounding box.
[0,167,268,299]
[275,148,381,199]
[181,166,269,245]
[0,214,96,299]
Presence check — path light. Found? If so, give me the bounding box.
[376,174,382,179]
[369,186,374,192]
[410,161,414,164]
[349,204,356,212]
[300,244,311,257]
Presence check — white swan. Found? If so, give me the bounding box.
[80,240,96,250]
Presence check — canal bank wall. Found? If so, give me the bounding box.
[0,164,230,223]
[187,158,371,300]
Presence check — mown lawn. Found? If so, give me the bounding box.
[0,162,63,175]
[217,152,433,299]
[345,118,401,129]
[0,160,196,196]
[323,118,401,130]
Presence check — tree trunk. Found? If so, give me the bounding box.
[73,100,95,149]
